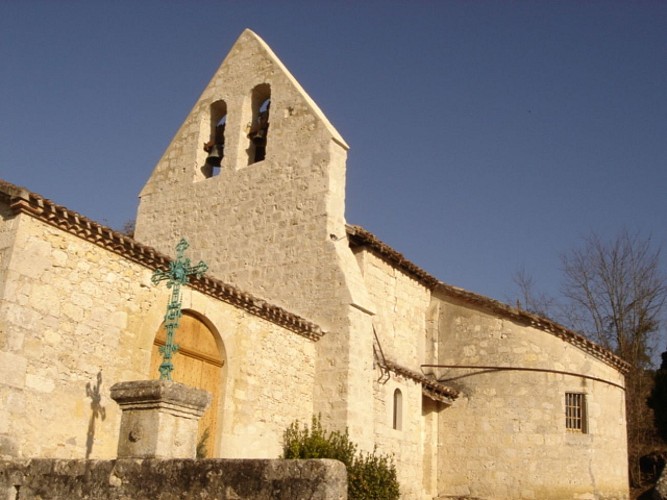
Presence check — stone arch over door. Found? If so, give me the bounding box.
[149,310,225,457]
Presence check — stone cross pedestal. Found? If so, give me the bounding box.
[110,380,211,459]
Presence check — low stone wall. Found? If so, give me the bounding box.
[0,458,347,499]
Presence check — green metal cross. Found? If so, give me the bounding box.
[151,238,208,380]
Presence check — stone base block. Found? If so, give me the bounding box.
[110,380,210,459]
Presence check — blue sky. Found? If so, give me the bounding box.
[1,1,666,309]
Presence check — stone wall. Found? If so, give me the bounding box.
[0,458,347,500]
[0,210,317,460]
[0,203,18,299]
[434,294,629,499]
[353,248,434,499]
[0,203,21,458]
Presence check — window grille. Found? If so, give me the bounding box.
[565,392,586,432]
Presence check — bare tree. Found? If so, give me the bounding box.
[512,266,557,319]
[120,219,136,238]
[560,230,667,487]
[561,230,666,368]
[512,231,667,487]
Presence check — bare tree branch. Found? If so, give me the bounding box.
[560,230,666,368]
[511,266,557,319]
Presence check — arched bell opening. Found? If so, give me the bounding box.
[247,84,271,165]
[149,310,226,457]
[202,100,228,178]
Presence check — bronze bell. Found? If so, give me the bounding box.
[251,129,266,146]
[205,145,223,166]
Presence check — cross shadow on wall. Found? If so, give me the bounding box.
[85,371,106,459]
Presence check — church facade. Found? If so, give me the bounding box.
[0,30,629,499]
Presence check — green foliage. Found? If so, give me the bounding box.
[348,448,400,500]
[282,415,356,465]
[282,415,399,500]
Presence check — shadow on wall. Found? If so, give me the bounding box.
[85,371,106,459]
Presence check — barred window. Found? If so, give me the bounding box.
[565,393,587,432]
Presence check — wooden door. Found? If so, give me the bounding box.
[149,312,223,457]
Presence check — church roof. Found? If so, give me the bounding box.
[346,224,631,375]
[0,177,626,388]
[0,179,462,400]
[382,358,458,403]
[0,179,324,341]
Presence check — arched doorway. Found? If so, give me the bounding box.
[149,311,224,457]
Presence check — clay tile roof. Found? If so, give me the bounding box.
[0,178,323,341]
[382,358,458,403]
[346,224,630,374]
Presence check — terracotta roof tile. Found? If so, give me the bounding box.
[347,224,630,374]
[0,179,323,341]
[382,358,458,402]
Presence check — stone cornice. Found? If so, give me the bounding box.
[347,224,630,375]
[1,179,323,341]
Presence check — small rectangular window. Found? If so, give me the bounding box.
[565,392,587,433]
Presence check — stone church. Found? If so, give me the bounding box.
[0,30,630,498]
